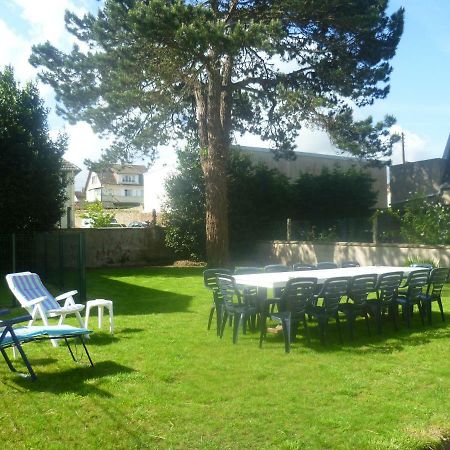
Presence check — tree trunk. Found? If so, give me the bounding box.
[195,74,230,267]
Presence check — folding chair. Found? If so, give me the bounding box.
[0,310,93,381]
[6,272,85,346]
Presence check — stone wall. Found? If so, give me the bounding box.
[75,206,154,228]
[256,241,450,267]
[63,227,173,267]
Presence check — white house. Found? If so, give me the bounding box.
[85,164,146,208]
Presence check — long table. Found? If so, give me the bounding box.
[233,266,423,289]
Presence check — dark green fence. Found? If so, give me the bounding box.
[0,232,86,307]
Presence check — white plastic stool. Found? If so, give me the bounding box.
[85,299,114,334]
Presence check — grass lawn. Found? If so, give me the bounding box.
[1,266,450,449]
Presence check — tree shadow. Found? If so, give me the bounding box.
[86,276,194,315]
[9,361,136,396]
[262,311,450,354]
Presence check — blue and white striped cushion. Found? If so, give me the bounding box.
[11,273,60,312]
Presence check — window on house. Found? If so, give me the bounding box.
[122,175,137,184]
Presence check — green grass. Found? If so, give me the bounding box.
[1,267,450,449]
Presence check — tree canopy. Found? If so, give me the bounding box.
[30,0,404,264]
[292,167,377,221]
[0,66,67,233]
[163,144,377,260]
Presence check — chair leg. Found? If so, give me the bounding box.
[302,316,310,342]
[215,304,222,336]
[336,315,342,344]
[219,312,228,339]
[437,299,445,322]
[259,314,267,348]
[347,314,355,341]
[417,302,425,326]
[281,317,291,353]
[391,304,398,331]
[364,313,371,337]
[232,313,242,344]
[319,318,328,345]
[207,305,215,330]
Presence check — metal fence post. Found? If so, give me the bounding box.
[58,232,64,290]
[78,232,86,301]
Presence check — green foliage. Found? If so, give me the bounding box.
[162,145,292,260]
[399,195,450,245]
[404,256,439,268]
[81,201,116,228]
[30,1,404,163]
[0,66,67,233]
[292,167,377,221]
[163,145,377,258]
[162,146,206,260]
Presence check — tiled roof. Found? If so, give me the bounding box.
[62,159,81,173]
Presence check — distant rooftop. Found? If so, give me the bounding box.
[236,145,368,162]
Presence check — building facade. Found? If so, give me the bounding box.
[85,164,146,208]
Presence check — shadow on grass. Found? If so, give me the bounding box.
[86,274,195,316]
[9,361,136,396]
[261,311,450,354]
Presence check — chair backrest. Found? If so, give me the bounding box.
[426,268,450,297]
[292,263,316,271]
[234,266,264,275]
[5,272,59,313]
[376,271,403,304]
[318,277,350,313]
[280,277,317,317]
[264,264,290,273]
[404,269,430,299]
[216,274,242,307]
[348,274,377,306]
[316,262,338,270]
[203,268,232,290]
[341,260,360,268]
[410,263,433,269]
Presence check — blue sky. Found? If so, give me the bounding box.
[1,0,449,199]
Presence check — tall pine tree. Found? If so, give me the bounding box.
[31,0,403,264]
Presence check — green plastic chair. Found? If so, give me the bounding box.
[216,274,258,344]
[396,269,430,328]
[234,267,264,275]
[203,268,232,335]
[316,262,338,270]
[259,277,317,353]
[418,268,449,324]
[341,260,360,268]
[366,271,403,333]
[292,263,316,271]
[307,277,350,344]
[338,274,377,340]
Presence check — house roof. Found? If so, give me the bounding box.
[62,160,81,174]
[236,145,372,163]
[86,164,147,189]
[110,164,147,175]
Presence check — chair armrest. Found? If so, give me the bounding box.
[55,290,78,301]
[0,314,32,326]
[27,296,48,306]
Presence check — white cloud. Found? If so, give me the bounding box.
[389,125,434,165]
[236,128,338,156]
[0,19,36,81]
[59,122,108,189]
